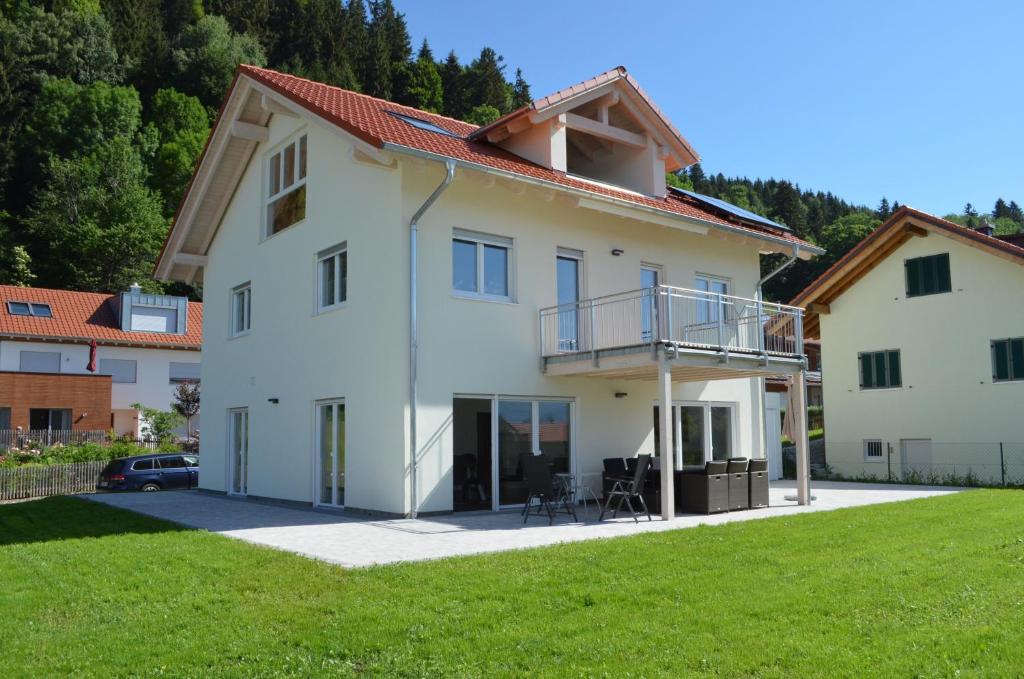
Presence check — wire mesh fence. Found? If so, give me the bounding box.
[815,441,1024,488]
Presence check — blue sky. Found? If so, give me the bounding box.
[401,1,1024,216]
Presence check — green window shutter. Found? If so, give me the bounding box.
[905,258,921,296]
[1011,339,1024,380]
[920,256,935,294]
[936,254,951,293]
[993,340,1010,380]
[874,352,887,387]
[860,353,873,388]
[887,350,901,387]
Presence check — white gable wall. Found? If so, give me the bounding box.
[820,232,1024,481]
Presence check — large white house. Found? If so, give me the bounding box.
[793,207,1024,483]
[0,284,202,438]
[156,65,820,517]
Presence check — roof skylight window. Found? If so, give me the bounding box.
[388,111,459,138]
[7,301,52,317]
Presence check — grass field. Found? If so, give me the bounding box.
[2,491,1023,677]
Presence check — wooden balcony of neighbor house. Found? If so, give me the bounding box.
[538,285,806,381]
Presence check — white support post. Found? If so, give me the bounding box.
[658,351,675,520]
[793,369,811,505]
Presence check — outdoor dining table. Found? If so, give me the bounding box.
[553,471,602,513]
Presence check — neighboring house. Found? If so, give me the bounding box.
[155,65,821,517]
[792,206,1024,482]
[0,285,202,438]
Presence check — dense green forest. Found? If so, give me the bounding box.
[0,0,531,297]
[0,1,1020,303]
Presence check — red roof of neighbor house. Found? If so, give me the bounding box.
[0,285,202,349]
[231,65,813,249]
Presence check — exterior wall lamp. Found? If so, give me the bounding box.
[611,248,624,256]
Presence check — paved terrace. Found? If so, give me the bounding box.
[85,481,964,568]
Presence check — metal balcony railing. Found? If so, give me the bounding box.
[539,284,804,361]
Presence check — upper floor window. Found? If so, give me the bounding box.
[992,338,1024,382]
[99,358,137,384]
[317,244,348,311]
[905,253,950,297]
[452,229,512,302]
[265,133,307,236]
[231,283,251,337]
[7,301,52,317]
[859,349,901,389]
[20,350,60,373]
[169,362,201,384]
[695,274,729,324]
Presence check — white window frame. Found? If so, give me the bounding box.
[316,243,348,313]
[227,407,249,496]
[863,439,884,463]
[313,398,346,508]
[451,228,514,303]
[653,400,738,469]
[262,131,308,239]
[230,283,251,338]
[695,273,731,324]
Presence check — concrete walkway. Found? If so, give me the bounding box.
[84,481,964,568]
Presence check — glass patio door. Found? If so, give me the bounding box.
[654,402,734,467]
[316,400,345,507]
[556,251,582,351]
[229,408,248,495]
[641,266,660,342]
[495,398,572,508]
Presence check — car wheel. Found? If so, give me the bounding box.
[140,483,161,492]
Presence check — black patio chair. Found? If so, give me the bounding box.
[523,454,577,525]
[599,454,653,523]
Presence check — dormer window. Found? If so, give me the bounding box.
[265,133,307,237]
[7,301,52,317]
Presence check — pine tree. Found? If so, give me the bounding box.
[466,47,509,113]
[439,50,466,119]
[342,0,369,87]
[401,40,442,112]
[688,164,707,193]
[964,202,977,217]
[876,197,890,219]
[993,197,1009,219]
[510,68,531,109]
[364,0,393,99]
[1008,200,1024,225]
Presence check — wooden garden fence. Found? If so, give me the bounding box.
[0,460,107,501]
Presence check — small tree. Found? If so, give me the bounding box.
[131,402,184,443]
[171,381,200,439]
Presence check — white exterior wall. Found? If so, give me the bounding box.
[0,339,200,436]
[198,113,770,515]
[820,233,1024,482]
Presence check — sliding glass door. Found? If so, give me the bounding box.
[316,399,345,507]
[495,398,572,508]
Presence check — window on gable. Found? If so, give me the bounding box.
[859,349,901,389]
[452,229,512,301]
[992,338,1024,382]
[266,133,307,236]
[905,253,951,297]
[231,283,251,336]
[317,244,348,311]
[7,301,51,317]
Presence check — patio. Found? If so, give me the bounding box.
[85,480,965,568]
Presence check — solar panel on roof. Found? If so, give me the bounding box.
[668,186,790,232]
[387,111,460,138]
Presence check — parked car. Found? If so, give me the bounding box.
[97,453,199,492]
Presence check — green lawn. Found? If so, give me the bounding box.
[2,492,1023,677]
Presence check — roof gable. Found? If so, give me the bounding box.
[792,206,1024,337]
[156,65,819,283]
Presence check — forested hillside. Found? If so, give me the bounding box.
[0,2,1020,303]
[0,0,530,298]
[670,166,1024,301]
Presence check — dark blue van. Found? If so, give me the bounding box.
[97,453,199,492]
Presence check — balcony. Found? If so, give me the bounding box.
[538,285,805,380]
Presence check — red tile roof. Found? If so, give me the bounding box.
[232,65,814,250]
[0,285,201,349]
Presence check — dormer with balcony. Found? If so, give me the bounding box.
[471,67,699,198]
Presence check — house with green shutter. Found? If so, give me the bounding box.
[792,206,1024,483]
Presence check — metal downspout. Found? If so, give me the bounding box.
[756,246,801,474]
[409,160,456,519]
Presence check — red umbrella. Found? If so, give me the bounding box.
[87,339,97,372]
